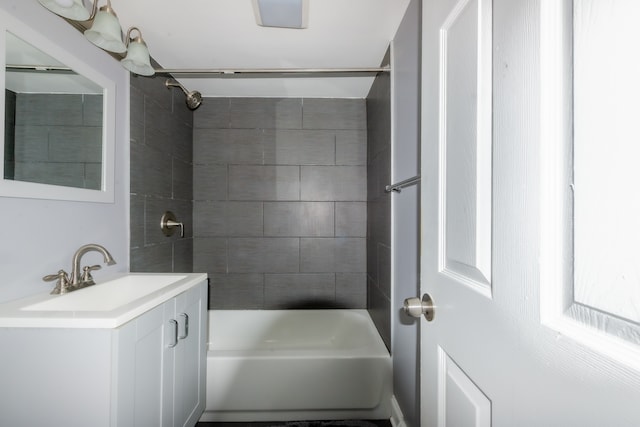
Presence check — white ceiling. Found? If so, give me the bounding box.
[113,0,410,98]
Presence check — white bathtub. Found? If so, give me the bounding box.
[199,309,392,422]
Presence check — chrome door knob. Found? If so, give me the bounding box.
[403,293,435,321]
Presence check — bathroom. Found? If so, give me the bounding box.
[0,0,419,426]
[5,0,640,426]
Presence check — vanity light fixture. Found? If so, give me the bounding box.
[83,0,127,53]
[37,0,154,76]
[37,0,91,21]
[121,27,154,76]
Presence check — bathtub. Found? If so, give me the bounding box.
[199,309,392,422]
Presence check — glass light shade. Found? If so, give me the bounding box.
[121,39,154,76]
[38,0,91,21]
[84,7,127,53]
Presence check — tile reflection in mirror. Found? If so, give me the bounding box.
[4,31,103,190]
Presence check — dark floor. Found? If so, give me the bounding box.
[197,420,391,427]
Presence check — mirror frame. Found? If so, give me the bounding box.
[0,9,116,203]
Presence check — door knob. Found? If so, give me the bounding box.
[403,293,435,321]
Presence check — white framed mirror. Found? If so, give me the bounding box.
[0,9,115,203]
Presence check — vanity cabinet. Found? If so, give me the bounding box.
[0,278,207,427]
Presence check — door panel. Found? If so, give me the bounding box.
[439,0,493,296]
[438,348,491,427]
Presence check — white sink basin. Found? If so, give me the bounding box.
[22,274,187,312]
[0,272,207,328]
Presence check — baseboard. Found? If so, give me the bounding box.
[389,395,407,427]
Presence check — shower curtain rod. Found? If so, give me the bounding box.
[153,66,390,76]
[8,64,390,77]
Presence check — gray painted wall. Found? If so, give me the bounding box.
[0,1,129,304]
[391,0,422,425]
[129,75,194,273]
[193,98,367,310]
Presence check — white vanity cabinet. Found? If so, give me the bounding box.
[115,278,207,427]
[0,275,207,427]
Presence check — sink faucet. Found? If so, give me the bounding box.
[70,244,116,289]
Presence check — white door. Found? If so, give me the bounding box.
[417,0,640,425]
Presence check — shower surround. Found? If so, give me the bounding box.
[193,98,367,310]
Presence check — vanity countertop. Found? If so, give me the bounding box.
[0,272,207,329]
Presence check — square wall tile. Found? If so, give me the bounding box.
[264,202,334,237]
[336,130,367,165]
[335,202,367,237]
[193,164,227,201]
[264,273,336,308]
[193,128,264,165]
[228,238,299,273]
[301,166,366,201]
[302,98,366,130]
[130,195,145,249]
[300,237,366,273]
[209,273,264,309]
[263,129,335,165]
[336,273,367,308]
[130,142,172,198]
[173,239,194,273]
[131,243,173,273]
[229,165,300,201]
[230,98,302,129]
[193,237,227,273]
[194,201,263,237]
[194,98,230,129]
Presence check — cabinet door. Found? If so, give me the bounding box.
[162,296,177,427]
[174,281,207,427]
[132,304,166,426]
[115,302,170,427]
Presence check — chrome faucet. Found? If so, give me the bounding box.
[43,244,116,294]
[70,244,116,289]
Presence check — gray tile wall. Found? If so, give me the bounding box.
[10,92,102,189]
[367,52,392,350]
[130,75,194,273]
[194,98,367,309]
[4,90,16,180]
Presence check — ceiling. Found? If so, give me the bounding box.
[113,0,410,98]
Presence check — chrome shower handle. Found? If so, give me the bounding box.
[161,211,184,238]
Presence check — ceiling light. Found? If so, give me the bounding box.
[37,0,155,76]
[252,0,308,29]
[84,0,127,54]
[121,27,154,76]
[37,0,91,21]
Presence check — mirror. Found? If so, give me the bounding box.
[5,32,104,190]
[0,10,115,202]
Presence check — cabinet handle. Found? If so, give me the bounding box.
[168,319,178,348]
[179,313,189,340]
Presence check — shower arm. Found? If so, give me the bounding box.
[165,79,190,95]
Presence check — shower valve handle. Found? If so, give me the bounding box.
[161,211,184,238]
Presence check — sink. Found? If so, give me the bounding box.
[0,272,207,329]
[22,274,188,312]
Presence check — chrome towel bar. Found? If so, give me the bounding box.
[385,175,421,193]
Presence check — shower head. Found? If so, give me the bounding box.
[165,78,203,110]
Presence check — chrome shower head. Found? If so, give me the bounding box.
[185,89,203,110]
[165,78,203,110]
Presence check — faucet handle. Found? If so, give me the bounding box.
[43,270,71,295]
[79,264,101,288]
